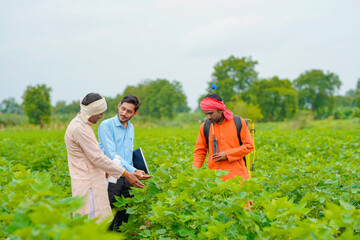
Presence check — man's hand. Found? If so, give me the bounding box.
[213,152,228,163]
[135,169,151,180]
[123,171,145,188]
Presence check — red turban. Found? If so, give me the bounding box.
[200,97,233,121]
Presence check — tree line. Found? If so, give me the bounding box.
[202,56,360,122]
[0,79,190,128]
[1,55,360,127]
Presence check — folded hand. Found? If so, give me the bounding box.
[213,152,228,163]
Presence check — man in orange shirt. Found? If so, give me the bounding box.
[193,93,254,181]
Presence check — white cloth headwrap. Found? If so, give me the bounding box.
[78,97,107,123]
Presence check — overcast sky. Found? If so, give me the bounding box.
[0,0,359,110]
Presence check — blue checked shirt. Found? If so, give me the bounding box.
[98,115,136,172]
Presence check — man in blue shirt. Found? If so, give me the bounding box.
[98,94,147,231]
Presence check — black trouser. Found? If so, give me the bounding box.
[108,177,133,232]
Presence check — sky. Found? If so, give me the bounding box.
[0,0,359,110]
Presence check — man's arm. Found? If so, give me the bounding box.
[193,123,208,168]
[98,122,136,172]
[75,126,145,188]
[76,126,124,178]
[224,118,254,162]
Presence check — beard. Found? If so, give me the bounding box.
[119,114,132,123]
[210,115,223,124]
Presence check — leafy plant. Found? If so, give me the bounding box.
[0,123,359,239]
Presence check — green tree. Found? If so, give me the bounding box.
[104,94,123,113]
[243,77,297,122]
[0,97,23,114]
[208,56,258,103]
[226,95,263,122]
[123,79,190,119]
[334,95,354,108]
[345,89,357,98]
[356,78,360,108]
[294,69,341,119]
[333,84,359,110]
[53,100,79,114]
[22,84,52,128]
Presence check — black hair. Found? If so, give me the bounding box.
[121,94,141,112]
[81,93,103,106]
[204,93,223,102]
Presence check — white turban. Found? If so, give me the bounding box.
[78,97,107,123]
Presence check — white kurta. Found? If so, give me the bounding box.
[64,115,125,222]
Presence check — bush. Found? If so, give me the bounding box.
[333,107,360,119]
[0,113,27,127]
[0,160,124,239]
[226,96,263,122]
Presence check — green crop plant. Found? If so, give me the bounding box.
[0,123,359,239]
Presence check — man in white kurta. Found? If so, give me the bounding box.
[65,93,145,222]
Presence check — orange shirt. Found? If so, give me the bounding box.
[193,117,254,181]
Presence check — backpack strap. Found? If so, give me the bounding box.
[203,119,211,150]
[203,115,243,152]
[233,115,242,146]
[234,115,246,165]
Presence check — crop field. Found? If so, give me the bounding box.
[0,122,359,239]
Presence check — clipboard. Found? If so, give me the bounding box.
[132,147,150,174]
